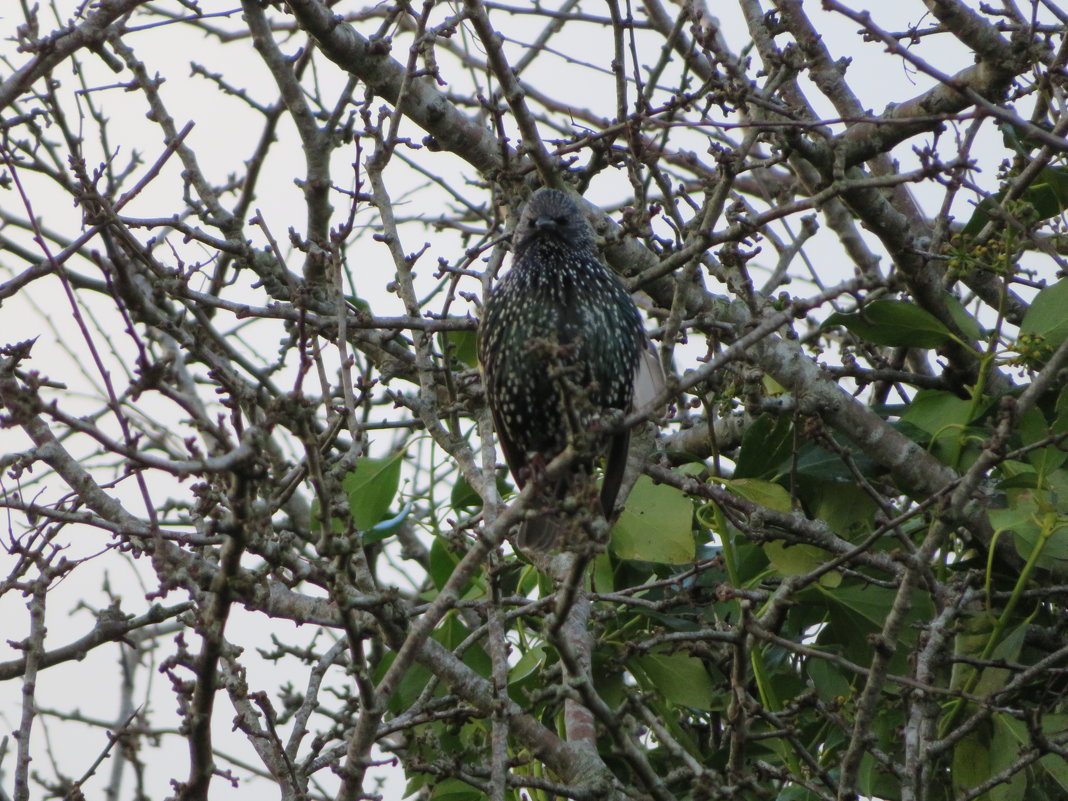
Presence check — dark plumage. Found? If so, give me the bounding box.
[478,188,650,549]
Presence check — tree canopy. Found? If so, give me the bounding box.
[2,2,1068,801]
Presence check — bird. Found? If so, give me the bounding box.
[478,188,660,550]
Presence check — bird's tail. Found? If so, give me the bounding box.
[517,515,566,551]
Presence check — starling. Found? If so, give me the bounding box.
[479,188,656,549]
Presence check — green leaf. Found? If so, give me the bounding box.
[989,490,1043,554]
[1020,278,1068,353]
[972,622,1026,697]
[439,328,479,368]
[900,390,977,435]
[988,717,1030,801]
[807,658,851,702]
[726,478,793,513]
[591,550,615,593]
[810,483,878,540]
[1018,406,1068,474]
[823,300,956,348]
[953,730,993,801]
[996,713,1068,795]
[961,165,1068,238]
[776,786,825,801]
[858,749,903,800]
[436,614,491,678]
[1030,167,1068,220]
[429,778,482,801]
[428,536,461,591]
[342,451,404,530]
[734,414,794,479]
[345,294,371,313]
[992,488,1068,567]
[900,390,990,469]
[819,583,898,629]
[611,476,694,564]
[450,469,511,511]
[943,291,984,340]
[508,646,545,684]
[308,498,341,535]
[1038,716,1068,793]
[792,441,871,483]
[375,650,433,715]
[764,541,839,587]
[630,653,715,710]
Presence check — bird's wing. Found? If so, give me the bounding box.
[632,339,666,415]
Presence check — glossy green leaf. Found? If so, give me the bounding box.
[1020,278,1068,353]
[988,717,1030,801]
[508,645,545,684]
[900,390,976,435]
[591,550,615,593]
[953,730,992,801]
[726,478,793,513]
[342,450,404,530]
[823,300,956,348]
[429,778,482,801]
[611,476,694,564]
[764,541,839,587]
[734,414,794,479]
[440,328,479,368]
[807,657,850,702]
[630,653,715,710]
[991,488,1068,566]
[962,166,1068,237]
[858,748,903,800]
[997,713,1068,794]
[973,622,1026,697]
[811,483,877,540]
[943,291,984,340]
[1030,167,1068,219]
[450,469,511,511]
[375,650,433,715]
[428,536,461,591]
[819,583,898,629]
[345,294,371,313]
[436,614,491,678]
[1018,405,1068,474]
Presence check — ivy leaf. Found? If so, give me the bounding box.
[824,300,955,348]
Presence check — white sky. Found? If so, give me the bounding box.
[0,1,1055,798]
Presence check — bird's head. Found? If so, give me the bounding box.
[513,188,597,256]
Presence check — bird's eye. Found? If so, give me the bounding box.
[555,215,569,226]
